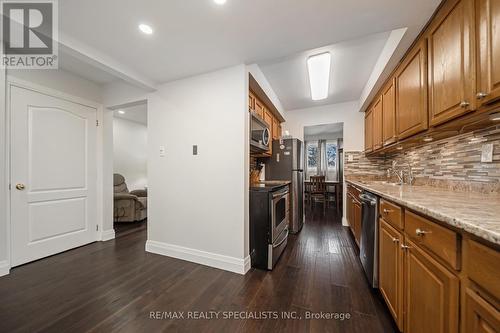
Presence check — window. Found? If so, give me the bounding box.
[307,142,318,170]
[326,142,337,170]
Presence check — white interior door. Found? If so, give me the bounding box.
[10,85,98,267]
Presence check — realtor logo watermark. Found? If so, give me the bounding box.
[1,0,58,69]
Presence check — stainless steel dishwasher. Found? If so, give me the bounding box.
[359,191,379,288]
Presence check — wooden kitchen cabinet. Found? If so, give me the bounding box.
[249,91,256,112]
[372,96,383,150]
[379,219,404,331]
[427,0,475,126]
[353,201,362,245]
[404,239,460,333]
[365,108,373,152]
[272,116,280,140]
[396,41,428,140]
[464,288,500,333]
[476,0,500,106]
[382,79,397,146]
[255,98,265,118]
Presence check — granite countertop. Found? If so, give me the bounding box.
[346,179,500,245]
[250,180,291,192]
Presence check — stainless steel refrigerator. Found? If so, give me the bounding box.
[265,138,304,234]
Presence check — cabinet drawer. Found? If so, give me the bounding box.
[405,211,459,270]
[347,184,361,200]
[380,199,403,230]
[467,240,500,301]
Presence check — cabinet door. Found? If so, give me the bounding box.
[365,110,373,153]
[346,194,353,228]
[255,98,265,118]
[405,239,459,333]
[428,0,475,126]
[396,42,428,140]
[464,288,500,333]
[272,117,280,140]
[382,79,397,146]
[379,219,404,331]
[353,201,361,245]
[476,0,500,106]
[249,92,256,112]
[372,96,383,150]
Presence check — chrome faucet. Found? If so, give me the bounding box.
[387,161,414,185]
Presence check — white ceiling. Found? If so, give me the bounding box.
[59,0,441,91]
[113,103,147,125]
[258,31,391,110]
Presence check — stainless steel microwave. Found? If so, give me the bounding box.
[250,111,270,152]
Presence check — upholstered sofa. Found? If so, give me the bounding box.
[113,174,147,222]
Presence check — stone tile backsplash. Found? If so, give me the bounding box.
[345,125,500,192]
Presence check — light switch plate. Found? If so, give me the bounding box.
[481,143,493,163]
[159,146,165,157]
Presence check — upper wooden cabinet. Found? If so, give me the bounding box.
[476,0,500,106]
[382,79,397,146]
[248,92,256,112]
[365,109,374,152]
[372,96,383,150]
[255,98,265,118]
[396,41,429,140]
[428,0,475,126]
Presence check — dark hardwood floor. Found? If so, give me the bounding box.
[0,206,397,333]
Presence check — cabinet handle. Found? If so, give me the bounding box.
[383,209,393,214]
[401,244,411,250]
[392,237,399,243]
[415,228,430,236]
[460,101,470,108]
[476,92,489,100]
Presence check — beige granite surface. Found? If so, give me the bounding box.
[346,179,500,245]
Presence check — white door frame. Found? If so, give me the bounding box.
[2,77,109,276]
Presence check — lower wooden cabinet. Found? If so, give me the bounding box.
[404,239,460,333]
[464,288,500,333]
[379,219,404,331]
[353,201,361,245]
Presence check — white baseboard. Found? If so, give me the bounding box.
[0,260,10,277]
[146,240,250,275]
[342,217,349,227]
[101,229,116,241]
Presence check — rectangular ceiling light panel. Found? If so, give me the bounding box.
[307,52,331,101]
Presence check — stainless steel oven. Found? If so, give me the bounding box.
[270,186,289,242]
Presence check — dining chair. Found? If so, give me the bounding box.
[310,175,327,213]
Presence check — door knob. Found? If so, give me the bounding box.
[15,183,25,190]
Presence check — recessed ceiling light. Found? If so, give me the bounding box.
[118,110,125,114]
[307,52,331,101]
[138,24,153,35]
[213,0,227,4]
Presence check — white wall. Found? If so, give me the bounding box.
[113,117,148,190]
[283,101,364,151]
[283,101,364,226]
[145,65,249,274]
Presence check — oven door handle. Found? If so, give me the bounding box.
[273,228,289,248]
[272,190,289,199]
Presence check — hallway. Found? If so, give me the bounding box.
[0,206,396,333]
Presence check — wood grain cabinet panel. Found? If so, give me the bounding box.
[428,0,475,126]
[372,96,383,150]
[353,200,362,246]
[396,41,428,140]
[248,92,256,112]
[476,0,500,106]
[464,288,500,333]
[382,79,397,146]
[379,219,404,331]
[405,239,459,333]
[466,239,500,300]
[365,109,373,152]
[255,99,265,118]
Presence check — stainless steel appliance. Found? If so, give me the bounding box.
[249,112,270,153]
[249,183,289,270]
[265,138,304,233]
[359,191,379,288]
